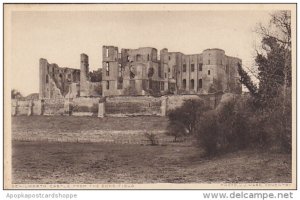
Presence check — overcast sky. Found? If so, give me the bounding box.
[11,10,271,96]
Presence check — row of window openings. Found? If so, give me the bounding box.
[106,49,221,67]
[105,63,123,77]
[183,63,203,72]
[182,79,203,89]
[106,48,152,62]
[105,62,210,77]
[106,80,165,91]
[106,81,123,90]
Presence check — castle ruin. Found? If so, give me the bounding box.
[39,46,242,99]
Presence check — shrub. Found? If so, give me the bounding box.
[144,89,162,97]
[168,99,209,135]
[195,96,250,156]
[196,111,219,156]
[144,132,158,146]
[166,121,188,142]
[217,100,249,151]
[123,85,139,96]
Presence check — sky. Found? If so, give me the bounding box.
[10,10,271,96]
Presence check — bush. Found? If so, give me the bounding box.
[195,96,250,156]
[144,89,162,97]
[195,90,291,156]
[144,132,158,146]
[168,99,209,135]
[166,121,188,142]
[196,111,219,156]
[217,100,249,151]
[123,85,139,96]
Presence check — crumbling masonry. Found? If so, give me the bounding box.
[39,46,242,99]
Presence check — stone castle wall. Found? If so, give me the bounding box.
[12,93,224,117]
[105,96,162,117]
[71,97,101,116]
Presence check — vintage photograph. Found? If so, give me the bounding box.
[4,4,296,189]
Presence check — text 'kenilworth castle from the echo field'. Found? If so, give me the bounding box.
[39,46,242,99]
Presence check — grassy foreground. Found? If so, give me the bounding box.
[11,116,291,184]
[12,116,169,132]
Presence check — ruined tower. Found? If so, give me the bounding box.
[202,48,227,92]
[39,58,48,99]
[80,53,89,96]
[102,46,120,96]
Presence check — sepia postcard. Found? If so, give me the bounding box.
[3,3,297,189]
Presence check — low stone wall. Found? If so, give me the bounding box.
[11,99,42,116]
[71,97,101,116]
[166,95,203,112]
[44,98,65,115]
[12,97,102,116]
[13,100,30,116]
[105,96,162,116]
[11,92,224,117]
[32,100,42,115]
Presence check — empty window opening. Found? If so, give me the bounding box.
[147,54,150,61]
[182,79,186,89]
[106,48,109,57]
[183,64,187,72]
[106,62,110,76]
[106,81,109,90]
[199,79,202,89]
[46,75,49,83]
[158,65,162,78]
[190,79,194,90]
[130,66,135,79]
[161,82,164,91]
[117,77,123,90]
[169,56,171,60]
[168,68,170,73]
[191,64,195,72]
[226,65,229,73]
[136,54,142,62]
[198,63,203,71]
[208,70,211,75]
[118,64,122,77]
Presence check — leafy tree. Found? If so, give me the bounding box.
[255,11,291,108]
[166,120,188,142]
[11,89,23,99]
[168,99,209,135]
[123,85,139,96]
[238,11,291,108]
[237,11,292,152]
[89,69,102,82]
[237,63,258,97]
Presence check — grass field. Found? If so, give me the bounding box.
[11,116,292,184]
[12,116,169,133]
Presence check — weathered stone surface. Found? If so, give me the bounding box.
[43,98,65,115]
[105,96,162,116]
[72,97,101,116]
[98,102,105,118]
